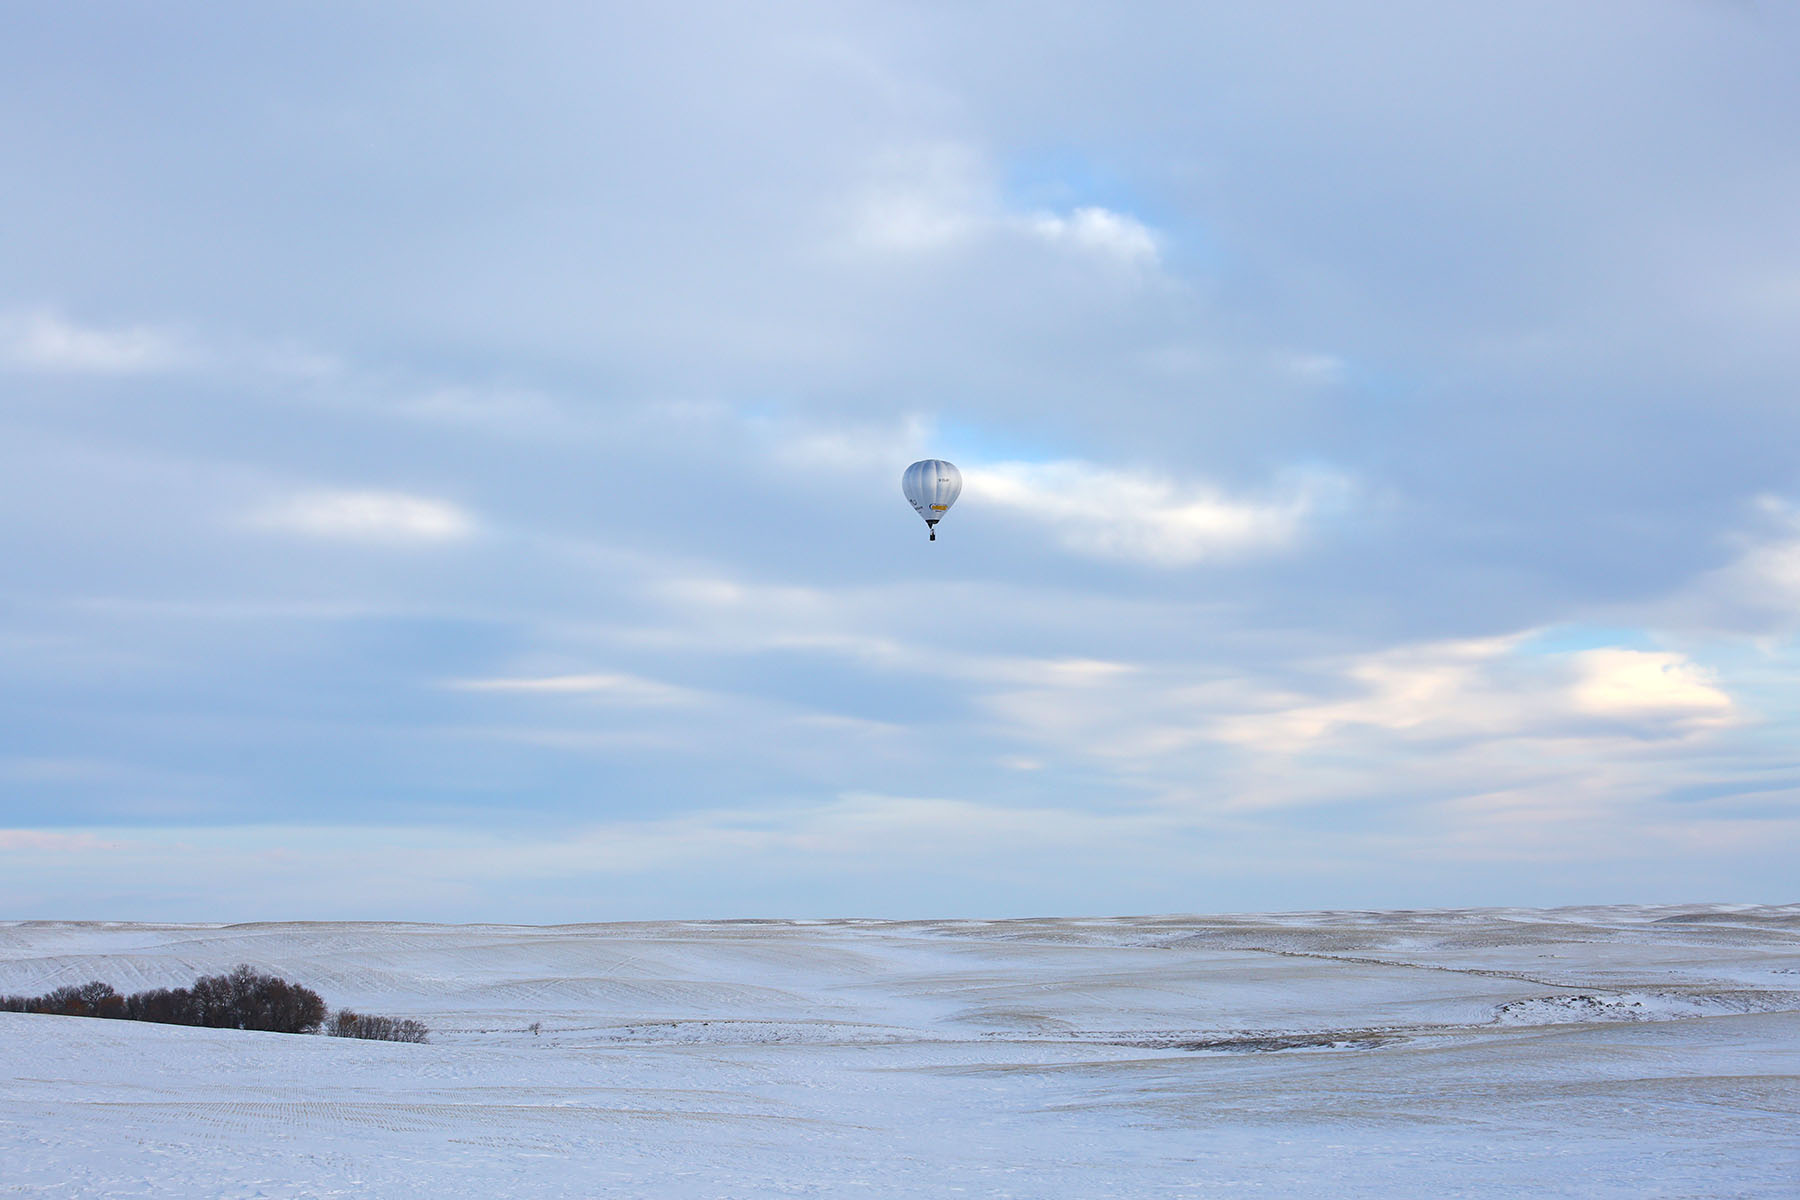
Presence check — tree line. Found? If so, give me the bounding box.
[327,1009,429,1043]
[0,964,428,1041]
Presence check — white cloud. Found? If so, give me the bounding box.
[0,830,123,852]
[759,413,935,475]
[842,144,1163,271]
[1212,636,1736,756]
[988,656,1138,687]
[969,460,1347,565]
[951,630,1743,820]
[1663,495,1800,634]
[0,309,192,373]
[1209,635,1533,752]
[1020,206,1160,267]
[844,143,990,253]
[640,568,1160,690]
[1569,649,1732,722]
[741,412,1348,566]
[448,671,700,706]
[1284,351,1348,382]
[397,384,579,438]
[247,489,474,543]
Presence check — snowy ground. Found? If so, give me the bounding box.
[2,906,1798,1198]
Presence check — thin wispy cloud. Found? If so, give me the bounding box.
[842,142,1163,271]
[1020,207,1160,267]
[1210,637,1738,756]
[245,490,475,543]
[448,671,701,706]
[844,143,990,254]
[0,830,125,852]
[969,460,1350,565]
[1661,494,1800,634]
[0,309,193,373]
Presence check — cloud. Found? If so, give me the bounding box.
[950,628,1747,832]
[1661,495,1800,634]
[0,309,192,373]
[842,143,1164,270]
[761,414,936,475]
[745,410,1352,566]
[1212,637,1736,755]
[0,830,123,852]
[448,671,701,706]
[6,5,1800,915]
[738,410,1351,566]
[246,489,475,543]
[1209,635,1535,752]
[395,383,582,439]
[1569,649,1733,722]
[637,567,1157,688]
[970,460,1349,565]
[844,143,991,253]
[1020,206,1160,267]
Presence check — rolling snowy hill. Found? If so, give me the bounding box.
[3,906,1797,1197]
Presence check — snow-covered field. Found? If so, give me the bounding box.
[2,906,1798,1198]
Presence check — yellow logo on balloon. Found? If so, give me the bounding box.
[930,504,948,511]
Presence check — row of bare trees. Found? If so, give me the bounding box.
[1,965,427,1041]
[327,1009,430,1043]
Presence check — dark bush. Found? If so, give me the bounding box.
[122,986,200,1026]
[0,968,418,1045]
[0,981,121,1017]
[188,965,327,1033]
[29,981,121,1017]
[0,966,325,1034]
[327,1009,430,1043]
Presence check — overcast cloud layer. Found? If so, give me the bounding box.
[4,2,1799,919]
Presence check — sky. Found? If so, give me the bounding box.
[3,1,1799,920]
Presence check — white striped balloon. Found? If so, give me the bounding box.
[902,460,962,541]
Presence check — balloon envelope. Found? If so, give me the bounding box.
[902,460,962,537]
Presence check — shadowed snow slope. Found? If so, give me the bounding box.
[2,906,1798,1197]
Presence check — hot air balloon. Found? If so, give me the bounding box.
[902,459,962,541]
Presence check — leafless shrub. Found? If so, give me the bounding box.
[327,1009,430,1043]
[1,981,121,1017]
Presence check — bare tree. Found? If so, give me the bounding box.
[4,968,324,1034]
[328,1009,430,1043]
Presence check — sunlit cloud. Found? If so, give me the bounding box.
[1211,637,1737,754]
[1569,649,1732,723]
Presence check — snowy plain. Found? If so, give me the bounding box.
[2,906,1797,1198]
